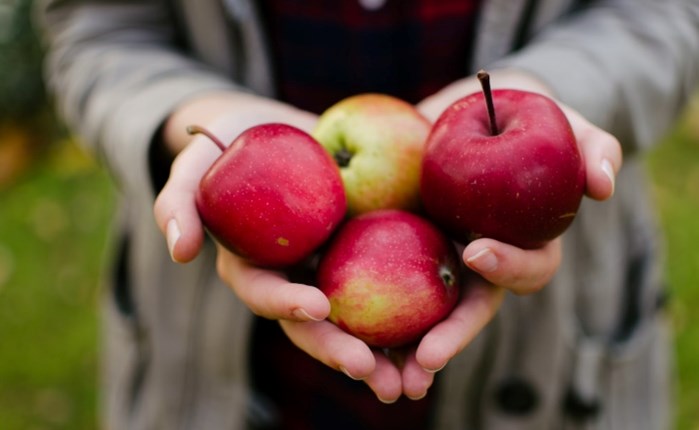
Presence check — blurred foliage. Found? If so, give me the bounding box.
[0,5,108,428]
[0,136,116,429]
[644,96,699,430]
[0,0,64,190]
[0,0,48,120]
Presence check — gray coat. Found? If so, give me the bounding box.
[38,0,699,428]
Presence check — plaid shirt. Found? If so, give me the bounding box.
[259,0,482,114]
[253,1,482,428]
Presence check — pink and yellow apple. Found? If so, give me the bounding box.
[316,209,461,348]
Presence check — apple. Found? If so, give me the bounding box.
[312,94,431,216]
[420,71,586,249]
[191,123,346,268]
[316,209,461,349]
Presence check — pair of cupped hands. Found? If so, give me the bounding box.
[153,69,622,404]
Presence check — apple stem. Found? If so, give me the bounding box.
[477,70,499,136]
[334,147,353,168]
[186,125,226,152]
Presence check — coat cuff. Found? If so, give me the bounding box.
[100,73,237,200]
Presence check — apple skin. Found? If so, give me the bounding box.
[420,89,586,249]
[316,209,461,349]
[313,94,431,216]
[195,123,347,268]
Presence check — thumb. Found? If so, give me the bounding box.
[153,138,220,262]
[560,105,622,201]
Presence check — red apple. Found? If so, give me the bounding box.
[420,71,585,249]
[317,210,461,349]
[192,123,347,268]
[312,94,431,216]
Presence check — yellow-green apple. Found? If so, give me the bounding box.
[191,123,346,268]
[312,94,431,216]
[420,71,585,249]
[316,209,461,348]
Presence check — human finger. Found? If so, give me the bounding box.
[415,281,505,372]
[153,138,220,263]
[279,320,404,404]
[561,105,622,201]
[462,237,562,295]
[279,319,376,380]
[399,350,435,401]
[215,244,330,321]
[365,350,405,404]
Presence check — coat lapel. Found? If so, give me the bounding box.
[472,0,529,70]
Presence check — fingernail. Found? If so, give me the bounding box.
[377,395,398,405]
[407,391,428,401]
[466,248,498,273]
[601,158,615,196]
[166,219,181,262]
[292,308,323,322]
[339,366,364,381]
[422,362,446,374]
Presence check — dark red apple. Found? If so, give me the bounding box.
[192,123,347,268]
[317,210,461,349]
[420,71,586,249]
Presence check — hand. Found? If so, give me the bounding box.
[154,92,397,400]
[154,75,622,404]
[251,238,550,404]
[386,68,624,400]
[418,68,622,205]
[346,239,558,402]
[154,94,503,402]
[153,92,317,263]
[279,276,505,403]
[418,68,622,295]
[152,91,397,397]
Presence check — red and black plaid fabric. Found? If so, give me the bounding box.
[251,1,482,429]
[259,0,483,114]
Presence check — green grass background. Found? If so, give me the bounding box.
[0,100,698,428]
[0,137,114,429]
[646,98,699,430]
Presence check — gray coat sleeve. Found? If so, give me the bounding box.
[37,0,240,195]
[496,0,699,153]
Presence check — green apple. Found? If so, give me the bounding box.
[313,94,431,216]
